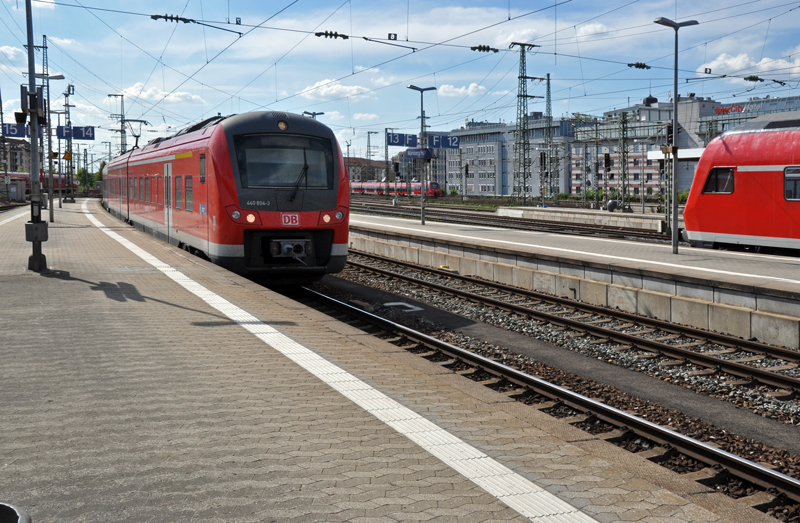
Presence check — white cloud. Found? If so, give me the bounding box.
[495,28,537,49]
[491,90,512,96]
[353,113,378,121]
[48,37,76,47]
[33,0,56,9]
[298,79,371,101]
[121,83,205,104]
[355,65,380,73]
[438,83,486,97]
[700,53,755,75]
[576,23,610,38]
[0,45,25,62]
[325,111,345,121]
[371,76,394,87]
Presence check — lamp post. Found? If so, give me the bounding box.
[407,84,436,225]
[50,109,66,208]
[35,72,64,222]
[654,16,698,254]
[303,111,324,120]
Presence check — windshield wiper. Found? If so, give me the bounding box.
[288,148,309,202]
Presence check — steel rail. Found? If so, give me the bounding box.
[351,202,669,241]
[347,255,800,392]
[353,250,800,364]
[301,286,800,503]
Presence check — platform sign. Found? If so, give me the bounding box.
[428,134,459,149]
[386,132,417,147]
[405,148,434,159]
[1,123,42,138]
[57,126,95,140]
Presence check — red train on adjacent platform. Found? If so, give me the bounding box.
[103,111,350,282]
[350,180,442,197]
[683,111,800,251]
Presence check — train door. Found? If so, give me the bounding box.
[164,163,172,244]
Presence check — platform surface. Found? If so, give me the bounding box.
[0,200,775,522]
[351,213,800,296]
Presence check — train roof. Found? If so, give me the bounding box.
[727,110,800,133]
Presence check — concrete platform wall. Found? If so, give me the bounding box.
[497,207,684,232]
[350,227,800,350]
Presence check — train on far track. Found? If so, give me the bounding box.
[683,111,800,252]
[350,180,442,197]
[103,111,350,283]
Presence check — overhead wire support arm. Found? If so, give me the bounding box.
[362,37,417,51]
[151,14,243,37]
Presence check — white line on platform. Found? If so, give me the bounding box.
[0,210,29,227]
[82,201,599,523]
[351,217,800,287]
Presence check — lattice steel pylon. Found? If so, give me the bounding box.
[509,42,540,204]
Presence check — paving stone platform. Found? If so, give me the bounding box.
[0,200,777,522]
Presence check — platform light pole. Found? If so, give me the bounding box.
[407,84,436,225]
[36,72,64,222]
[654,16,698,254]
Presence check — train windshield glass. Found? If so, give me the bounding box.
[235,134,334,189]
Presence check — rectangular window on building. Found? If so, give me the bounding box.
[175,175,183,209]
[702,168,734,194]
[633,158,639,166]
[784,167,800,200]
[185,176,193,212]
[647,159,653,166]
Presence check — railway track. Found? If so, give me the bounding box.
[350,199,672,243]
[292,285,800,516]
[347,251,800,400]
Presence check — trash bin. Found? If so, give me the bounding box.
[0,503,31,523]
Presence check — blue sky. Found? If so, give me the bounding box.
[2,0,799,161]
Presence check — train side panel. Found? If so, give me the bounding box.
[684,128,800,249]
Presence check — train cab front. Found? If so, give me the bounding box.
[212,112,349,282]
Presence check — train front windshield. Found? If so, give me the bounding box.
[235,134,334,189]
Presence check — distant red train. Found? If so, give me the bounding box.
[350,180,442,197]
[103,111,350,282]
[683,112,800,251]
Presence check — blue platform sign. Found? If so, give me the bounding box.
[1,123,42,138]
[386,132,417,147]
[428,134,459,149]
[405,148,434,159]
[57,126,95,140]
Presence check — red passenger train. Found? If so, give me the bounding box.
[103,111,350,282]
[350,180,442,197]
[683,111,800,251]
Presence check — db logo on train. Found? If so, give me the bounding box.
[281,213,300,226]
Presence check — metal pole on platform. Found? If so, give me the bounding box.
[408,85,435,225]
[654,16,698,254]
[24,0,47,272]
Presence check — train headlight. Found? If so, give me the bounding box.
[277,120,288,131]
[322,214,331,223]
[231,210,241,219]
[246,213,256,223]
[335,211,344,220]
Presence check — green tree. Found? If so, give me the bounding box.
[96,160,106,182]
[76,167,95,193]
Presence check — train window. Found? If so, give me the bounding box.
[175,176,183,210]
[234,134,334,189]
[139,177,144,200]
[145,177,150,203]
[200,155,206,184]
[784,167,800,201]
[185,176,193,212]
[157,176,162,206]
[702,168,734,194]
